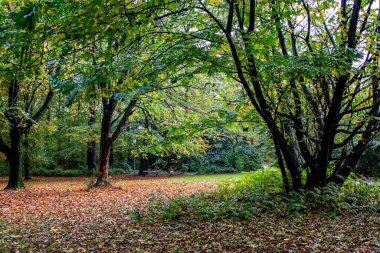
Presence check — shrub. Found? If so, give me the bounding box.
[141,169,380,222]
[32,167,85,177]
[343,175,380,208]
[109,162,133,175]
[356,138,380,177]
[232,168,284,194]
[109,167,129,175]
[179,142,264,174]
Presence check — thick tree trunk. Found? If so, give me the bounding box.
[95,94,115,186]
[5,127,24,190]
[95,92,136,186]
[23,130,31,180]
[5,79,24,190]
[285,158,302,191]
[96,140,111,186]
[305,165,327,189]
[87,104,96,171]
[95,126,112,185]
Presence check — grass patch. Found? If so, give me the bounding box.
[158,173,246,182]
[142,169,380,221]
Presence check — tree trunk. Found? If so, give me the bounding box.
[271,129,303,191]
[5,127,24,190]
[139,155,147,175]
[305,165,327,189]
[5,79,24,190]
[274,138,290,193]
[95,93,136,185]
[95,95,115,186]
[96,139,111,186]
[23,130,31,180]
[87,103,96,171]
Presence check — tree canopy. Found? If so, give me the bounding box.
[0,0,379,190]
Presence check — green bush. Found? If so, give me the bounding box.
[343,175,380,208]
[32,167,85,177]
[232,168,284,194]
[109,162,133,175]
[109,167,128,175]
[180,143,264,174]
[142,169,380,221]
[0,161,8,177]
[8,163,134,177]
[356,138,380,177]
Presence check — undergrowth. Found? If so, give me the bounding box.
[29,166,132,177]
[32,167,85,177]
[137,168,380,221]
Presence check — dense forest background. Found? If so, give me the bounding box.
[0,0,379,189]
[0,94,270,177]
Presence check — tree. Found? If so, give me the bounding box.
[60,0,210,185]
[58,0,169,185]
[181,0,379,190]
[0,2,64,189]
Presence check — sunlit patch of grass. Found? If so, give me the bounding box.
[157,173,246,182]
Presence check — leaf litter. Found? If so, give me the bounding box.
[0,176,379,252]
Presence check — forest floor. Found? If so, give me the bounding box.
[0,175,379,252]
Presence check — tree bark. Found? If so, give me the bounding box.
[87,103,96,171]
[96,139,111,186]
[95,98,114,186]
[5,79,25,190]
[5,127,24,190]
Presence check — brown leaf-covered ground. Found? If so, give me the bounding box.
[0,175,379,252]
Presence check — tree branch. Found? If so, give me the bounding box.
[153,8,189,21]
[247,0,255,32]
[111,98,137,143]
[30,89,55,125]
[359,0,375,34]
[323,21,337,48]
[347,0,362,48]
[270,0,288,56]
[196,3,226,33]
[333,122,366,149]
[226,0,234,34]
[300,0,313,51]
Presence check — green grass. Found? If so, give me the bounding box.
[159,173,246,182]
[144,169,380,222]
